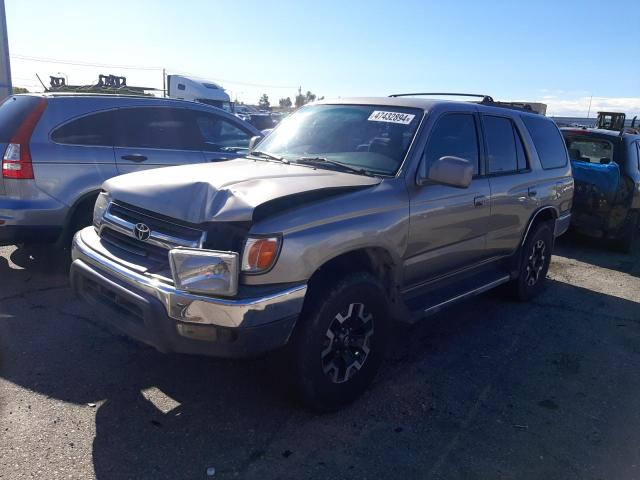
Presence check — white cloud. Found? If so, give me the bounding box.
[541,96,640,117]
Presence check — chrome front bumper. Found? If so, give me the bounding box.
[71,227,307,330]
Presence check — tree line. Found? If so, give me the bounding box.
[258,87,324,110]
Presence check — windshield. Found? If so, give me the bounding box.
[254,104,423,175]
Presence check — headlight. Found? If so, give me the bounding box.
[241,236,281,273]
[169,248,239,296]
[93,192,111,229]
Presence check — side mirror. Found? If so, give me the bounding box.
[248,135,263,151]
[418,156,473,189]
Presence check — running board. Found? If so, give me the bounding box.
[421,275,510,317]
[403,270,512,323]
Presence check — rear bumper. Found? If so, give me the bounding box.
[70,227,307,358]
[0,194,67,245]
[554,212,572,237]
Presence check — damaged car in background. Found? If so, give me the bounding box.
[70,95,573,411]
[562,112,640,252]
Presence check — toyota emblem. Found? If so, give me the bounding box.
[133,223,151,241]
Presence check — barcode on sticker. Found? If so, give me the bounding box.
[368,111,415,125]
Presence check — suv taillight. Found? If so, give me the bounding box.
[2,98,47,179]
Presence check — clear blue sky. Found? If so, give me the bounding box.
[5,0,640,115]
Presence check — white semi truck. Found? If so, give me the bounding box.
[167,75,231,110]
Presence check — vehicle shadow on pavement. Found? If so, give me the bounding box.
[2,273,640,479]
[4,244,71,273]
[555,231,640,278]
[0,245,70,301]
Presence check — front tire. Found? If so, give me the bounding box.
[510,222,554,301]
[286,272,390,412]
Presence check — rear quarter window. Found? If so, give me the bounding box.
[521,115,568,169]
[51,110,117,146]
[0,96,43,143]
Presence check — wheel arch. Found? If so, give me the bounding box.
[520,206,558,247]
[305,246,402,317]
[60,189,101,240]
[308,247,397,288]
[509,206,558,278]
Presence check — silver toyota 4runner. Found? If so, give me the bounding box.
[71,95,574,410]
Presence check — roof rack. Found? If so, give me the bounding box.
[389,92,495,102]
[388,93,543,114]
[483,100,541,114]
[45,73,159,97]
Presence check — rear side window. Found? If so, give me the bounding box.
[515,128,528,170]
[0,96,43,142]
[424,113,479,174]
[483,116,529,174]
[115,107,202,150]
[521,115,568,169]
[51,110,116,146]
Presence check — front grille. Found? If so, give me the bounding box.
[109,203,204,245]
[101,229,168,264]
[99,202,206,269]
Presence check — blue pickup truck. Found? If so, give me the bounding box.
[561,117,640,252]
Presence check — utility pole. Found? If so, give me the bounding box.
[586,95,593,118]
[0,0,12,100]
[162,68,166,98]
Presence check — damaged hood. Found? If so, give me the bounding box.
[103,158,381,223]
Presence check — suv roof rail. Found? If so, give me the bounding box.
[388,93,543,115]
[480,100,541,114]
[389,92,495,102]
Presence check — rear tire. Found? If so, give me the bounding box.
[509,222,554,301]
[285,272,390,412]
[612,211,638,254]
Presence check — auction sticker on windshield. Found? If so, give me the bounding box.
[368,111,416,125]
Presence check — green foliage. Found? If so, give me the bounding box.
[279,97,292,108]
[295,87,321,108]
[12,87,29,94]
[259,93,270,109]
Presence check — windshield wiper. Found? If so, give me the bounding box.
[294,156,374,176]
[219,146,248,152]
[249,150,289,163]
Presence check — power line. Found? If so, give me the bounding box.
[11,53,162,70]
[11,53,299,90]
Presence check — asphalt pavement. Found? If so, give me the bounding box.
[1,234,639,479]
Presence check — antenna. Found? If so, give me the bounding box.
[35,73,48,92]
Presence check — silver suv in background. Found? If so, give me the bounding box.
[0,93,261,248]
[71,95,574,410]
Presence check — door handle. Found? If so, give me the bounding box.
[121,154,148,162]
[528,188,537,197]
[210,157,229,162]
[473,195,486,207]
